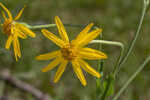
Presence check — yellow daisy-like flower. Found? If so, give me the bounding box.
[0,3,36,61]
[36,16,107,86]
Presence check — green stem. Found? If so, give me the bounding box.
[112,55,150,100]
[91,40,124,78]
[96,32,103,99]
[116,0,149,76]
[20,23,86,29]
[28,24,56,29]
[90,40,124,49]
[113,47,124,78]
[91,40,124,100]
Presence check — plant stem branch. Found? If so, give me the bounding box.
[116,0,149,76]
[91,40,124,100]
[0,69,53,100]
[21,23,86,29]
[96,33,103,99]
[91,40,124,78]
[112,55,150,100]
[91,40,124,49]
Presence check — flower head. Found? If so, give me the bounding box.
[0,3,36,61]
[36,16,107,86]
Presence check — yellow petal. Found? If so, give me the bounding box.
[77,28,102,47]
[14,5,26,20]
[13,35,21,58]
[79,48,107,60]
[36,50,60,60]
[13,35,18,61]
[5,35,13,50]
[11,25,14,34]
[53,59,68,83]
[75,23,94,41]
[55,16,69,42]
[15,36,21,58]
[72,60,87,86]
[1,11,7,20]
[11,27,19,61]
[14,27,27,39]
[41,29,66,48]
[78,59,101,78]
[42,57,61,72]
[0,3,12,20]
[16,23,36,38]
[17,32,27,39]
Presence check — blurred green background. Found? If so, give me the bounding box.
[0,0,150,100]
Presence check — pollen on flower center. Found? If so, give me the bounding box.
[61,43,77,60]
[3,19,13,35]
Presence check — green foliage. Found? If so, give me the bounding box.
[103,75,115,97]
[0,0,150,100]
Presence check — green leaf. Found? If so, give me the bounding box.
[103,75,115,97]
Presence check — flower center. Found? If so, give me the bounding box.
[3,19,13,35]
[61,43,77,60]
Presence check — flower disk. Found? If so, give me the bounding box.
[61,43,78,60]
[36,16,107,86]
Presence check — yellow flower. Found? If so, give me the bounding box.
[0,3,36,61]
[36,16,107,86]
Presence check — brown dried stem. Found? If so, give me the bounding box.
[0,69,53,100]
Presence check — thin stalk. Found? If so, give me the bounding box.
[91,40,124,78]
[90,40,124,49]
[28,24,56,29]
[112,55,150,100]
[113,47,124,78]
[91,40,124,100]
[20,23,86,29]
[116,0,149,76]
[96,32,103,99]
